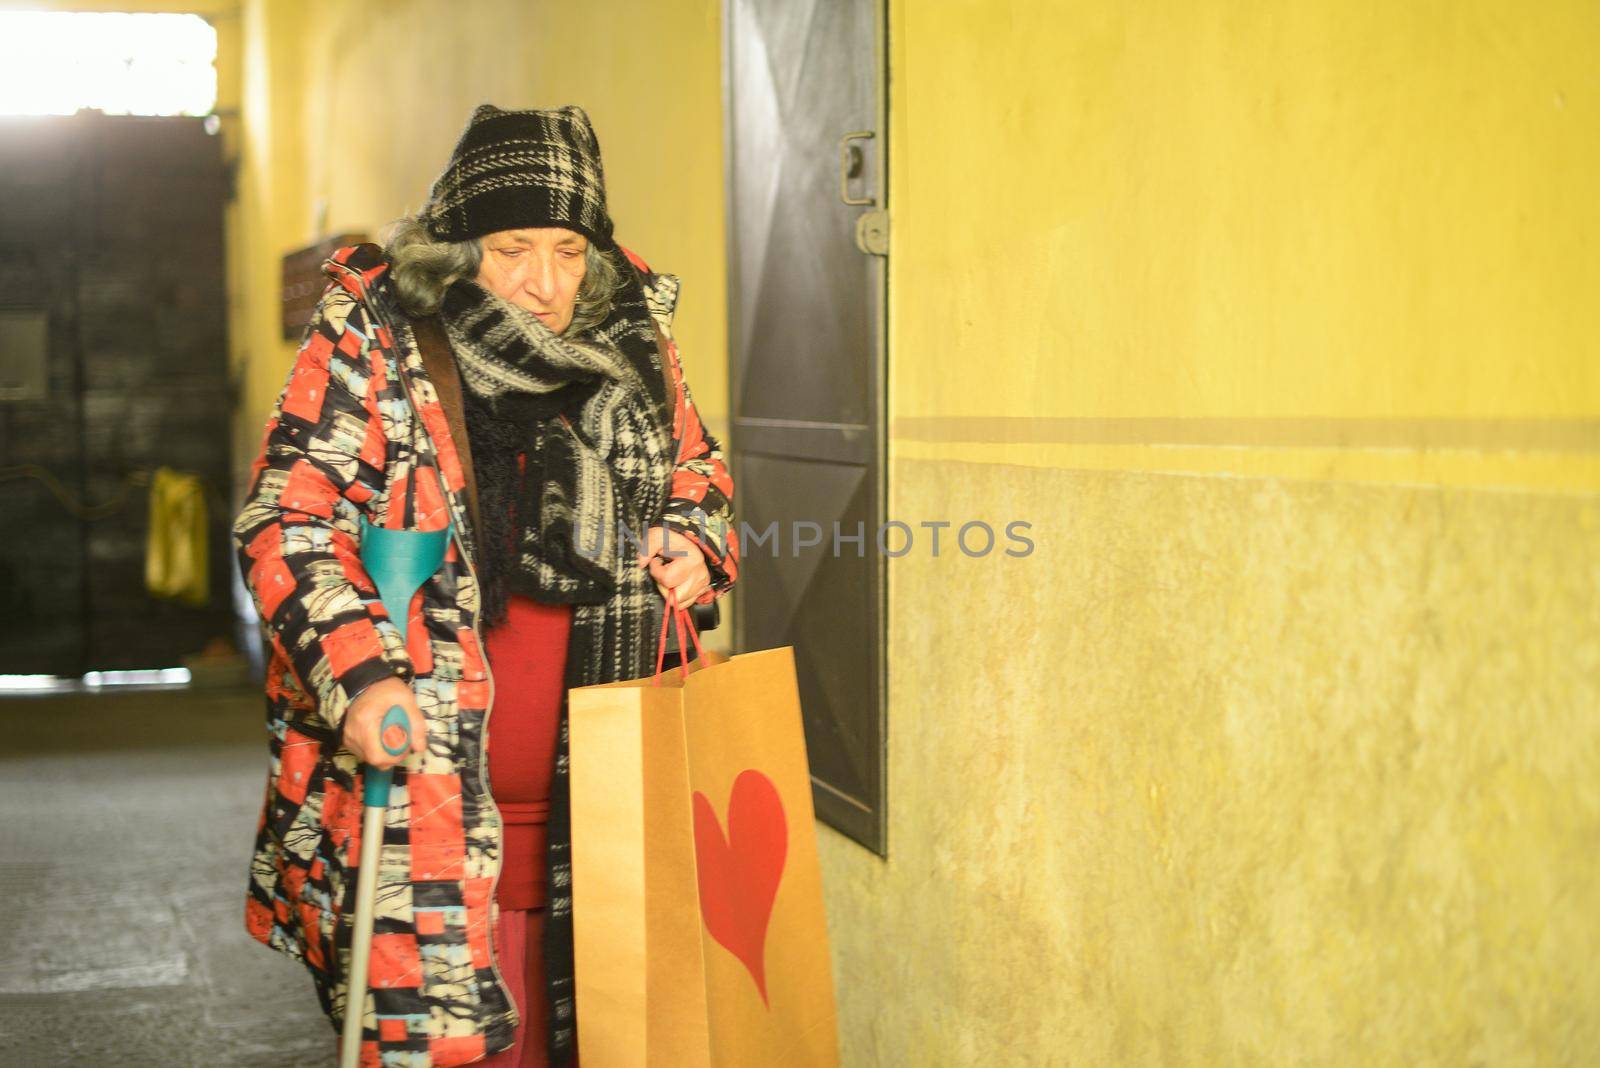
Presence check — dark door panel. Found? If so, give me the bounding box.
[725,0,888,853]
[0,115,231,675]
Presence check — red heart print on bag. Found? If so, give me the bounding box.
[692,769,788,1006]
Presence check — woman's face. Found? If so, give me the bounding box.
[475,226,588,333]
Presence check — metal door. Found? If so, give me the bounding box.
[724,0,888,854]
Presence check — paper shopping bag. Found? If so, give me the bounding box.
[568,643,840,1067]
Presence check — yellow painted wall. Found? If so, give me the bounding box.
[813,1,1600,1065]
[234,0,308,471]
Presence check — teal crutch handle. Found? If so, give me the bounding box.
[359,517,452,633]
[345,519,448,1068]
[356,517,448,809]
[361,705,412,808]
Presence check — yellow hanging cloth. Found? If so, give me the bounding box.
[145,466,209,606]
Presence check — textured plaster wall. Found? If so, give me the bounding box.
[821,461,1600,1064]
[814,1,1600,1065]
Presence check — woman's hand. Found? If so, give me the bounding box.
[342,676,429,769]
[638,525,712,607]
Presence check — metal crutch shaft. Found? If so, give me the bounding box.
[339,518,450,1067]
[339,706,410,1067]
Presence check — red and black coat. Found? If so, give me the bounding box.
[234,242,738,1065]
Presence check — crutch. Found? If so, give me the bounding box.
[340,518,451,1068]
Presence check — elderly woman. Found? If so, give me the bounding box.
[234,104,739,1067]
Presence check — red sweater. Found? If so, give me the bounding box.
[484,594,573,910]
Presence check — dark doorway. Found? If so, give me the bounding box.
[724,0,889,854]
[0,114,231,675]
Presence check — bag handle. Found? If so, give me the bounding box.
[651,586,705,685]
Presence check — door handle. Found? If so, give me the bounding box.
[838,130,875,206]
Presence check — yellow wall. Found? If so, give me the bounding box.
[812,1,1600,1064]
[233,0,308,471]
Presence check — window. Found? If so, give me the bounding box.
[0,12,217,117]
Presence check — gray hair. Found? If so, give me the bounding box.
[381,215,624,335]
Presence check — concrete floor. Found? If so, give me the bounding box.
[0,687,334,1065]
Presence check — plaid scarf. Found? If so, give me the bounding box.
[436,256,675,1064]
[443,278,639,622]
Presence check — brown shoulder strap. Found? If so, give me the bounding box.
[411,315,482,542]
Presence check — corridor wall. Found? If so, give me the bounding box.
[816,0,1600,1063]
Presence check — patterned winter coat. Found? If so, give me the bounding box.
[234,242,738,1065]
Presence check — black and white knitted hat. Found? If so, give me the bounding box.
[423,103,615,249]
